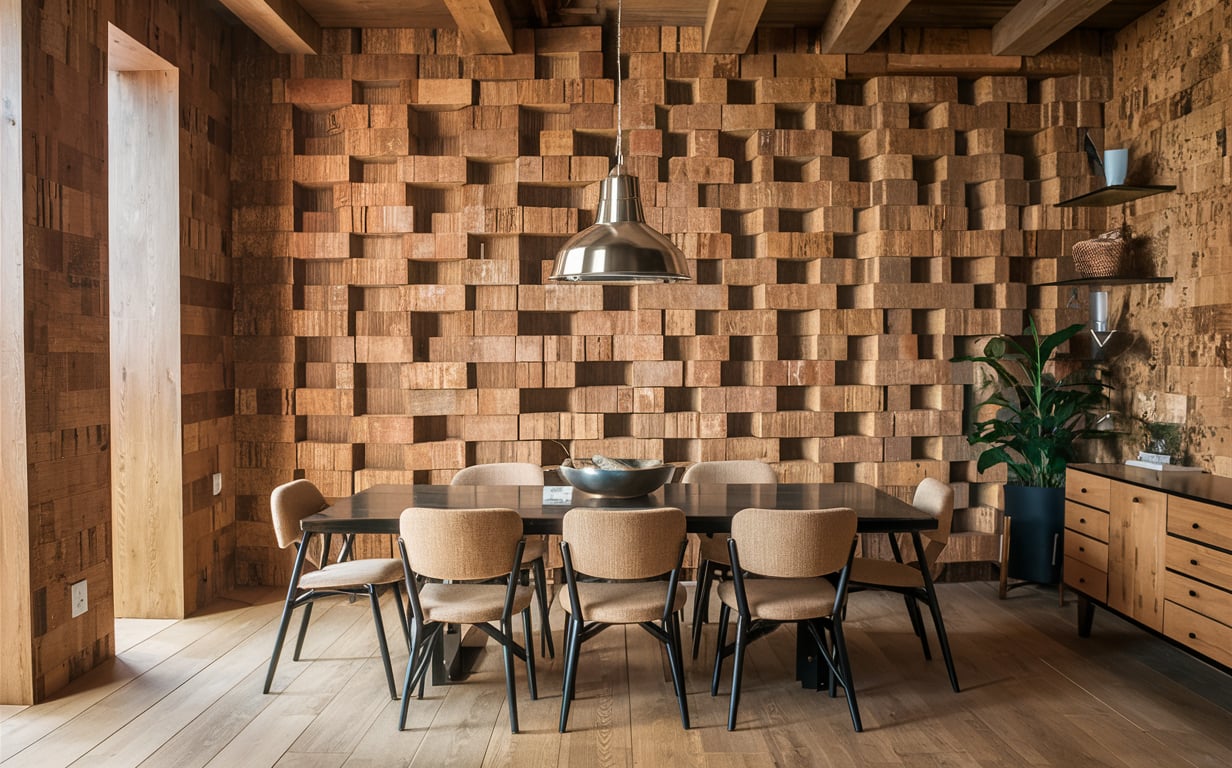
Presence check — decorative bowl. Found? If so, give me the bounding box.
[557,459,675,499]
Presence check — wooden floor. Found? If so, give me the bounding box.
[3,582,1231,767]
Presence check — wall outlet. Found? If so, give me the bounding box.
[212,472,222,496]
[71,579,88,618]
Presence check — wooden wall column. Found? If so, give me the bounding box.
[0,0,33,706]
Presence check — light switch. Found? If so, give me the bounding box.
[71,580,88,618]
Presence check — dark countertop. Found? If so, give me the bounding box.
[1070,464,1232,509]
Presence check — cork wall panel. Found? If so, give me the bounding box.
[1108,0,1232,476]
[231,26,1110,584]
[21,0,234,699]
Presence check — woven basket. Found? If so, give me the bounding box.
[1072,229,1127,278]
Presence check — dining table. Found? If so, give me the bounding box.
[302,481,948,689]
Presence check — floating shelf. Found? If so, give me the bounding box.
[1040,276,1173,287]
[1055,185,1176,208]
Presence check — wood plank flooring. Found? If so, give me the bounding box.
[2,582,1230,767]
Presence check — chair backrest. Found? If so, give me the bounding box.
[680,460,777,485]
[730,507,857,579]
[914,477,955,568]
[400,506,523,582]
[562,507,685,580]
[451,462,544,486]
[270,479,328,550]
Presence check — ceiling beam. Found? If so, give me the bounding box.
[702,0,769,54]
[217,0,319,55]
[819,0,911,54]
[444,0,515,54]
[991,0,1114,55]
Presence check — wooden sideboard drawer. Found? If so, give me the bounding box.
[1066,470,1110,510]
[1167,496,1232,552]
[1065,530,1108,571]
[1065,501,1109,543]
[1164,601,1232,669]
[1165,571,1232,628]
[1166,536,1232,591]
[1064,556,1107,601]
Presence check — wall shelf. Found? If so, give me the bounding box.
[1055,185,1176,208]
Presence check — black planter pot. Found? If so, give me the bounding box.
[1004,485,1065,584]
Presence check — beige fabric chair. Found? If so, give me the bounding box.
[713,506,861,732]
[680,460,778,658]
[451,462,554,659]
[848,477,960,692]
[397,506,538,733]
[558,506,689,732]
[263,479,406,699]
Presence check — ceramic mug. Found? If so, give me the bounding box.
[1104,148,1129,186]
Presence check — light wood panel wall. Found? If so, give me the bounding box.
[1107,0,1232,476]
[16,0,235,703]
[108,56,185,619]
[230,25,1113,585]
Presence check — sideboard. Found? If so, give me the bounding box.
[1064,464,1232,670]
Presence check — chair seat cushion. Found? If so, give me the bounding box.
[299,558,404,590]
[559,581,686,624]
[419,582,534,624]
[848,557,925,589]
[717,577,838,622]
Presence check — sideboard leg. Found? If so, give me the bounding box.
[1077,594,1095,638]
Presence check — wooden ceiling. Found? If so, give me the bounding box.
[218,0,1166,57]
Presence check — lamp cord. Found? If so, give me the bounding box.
[615,0,623,166]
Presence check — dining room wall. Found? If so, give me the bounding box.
[1106,0,1232,474]
[230,24,1117,585]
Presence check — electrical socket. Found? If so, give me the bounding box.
[71,579,88,618]
[212,472,222,496]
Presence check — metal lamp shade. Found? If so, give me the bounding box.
[549,166,690,283]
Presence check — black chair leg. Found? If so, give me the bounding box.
[924,592,960,692]
[664,614,690,729]
[263,594,298,694]
[711,602,731,696]
[559,613,582,733]
[521,607,538,700]
[292,600,314,660]
[531,557,555,659]
[726,614,748,731]
[830,618,862,733]
[391,582,410,652]
[398,620,422,729]
[691,559,712,659]
[368,587,399,700]
[500,618,520,734]
[905,593,931,659]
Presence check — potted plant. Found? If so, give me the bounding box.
[953,317,1108,584]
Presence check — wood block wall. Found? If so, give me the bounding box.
[17,0,234,701]
[231,26,1113,584]
[1107,0,1232,476]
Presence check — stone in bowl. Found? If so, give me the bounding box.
[557,458,675,499]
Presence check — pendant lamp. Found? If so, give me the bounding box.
[548,0,690,283]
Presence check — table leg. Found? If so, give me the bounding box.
[1077,593,1095,638]
[431,625,490,685]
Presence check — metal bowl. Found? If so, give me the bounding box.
[557,460,675,499]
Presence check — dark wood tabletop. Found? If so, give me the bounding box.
[302,482,936,536]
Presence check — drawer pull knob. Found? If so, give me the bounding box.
[1079,546,1085,552]
[1188,632,1197,640]
[1193,523,1200,530]
[1189,590,1198,597]
[1132,497,1141,503]
[1079,578,1086,583]
[1191,559,1199,566]
[1081,488,1088,493]
[1080,517,1087,524]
